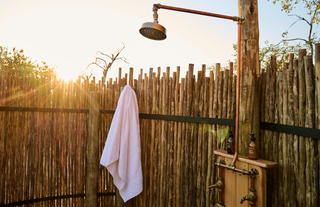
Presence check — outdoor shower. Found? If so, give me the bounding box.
[139,3,244,166]
[139,4,277,207]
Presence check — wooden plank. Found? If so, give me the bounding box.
[206,70,214,207]
[222,157,238,207]
[85,92,99,207]
[195,70,202,207]
[173,67,180,207]
[304,55,318,206]
[287,54,296,206]
[177,78,184,207]
[270,70,280,206]
[201,67,209,207]
[315,43,320,207]
[214,150,277,168]
[217,64,223,149]
[282,62,289,206]
[216,153,270,207]
[297,49,307,207]
[239,0,260,154]
[235,160,249,207]
[292,57,300,206]
[248,164,267,207]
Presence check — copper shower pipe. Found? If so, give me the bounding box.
[153,4,244,166]
[231,22,242,166]
[154,4,242,22]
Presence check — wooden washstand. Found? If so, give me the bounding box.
[211,150,277,207]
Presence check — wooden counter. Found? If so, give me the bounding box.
[213,150,277,207]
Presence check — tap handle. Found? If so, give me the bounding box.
[208,178,224,190]
[240,189,257,205]
[240,195,248,204]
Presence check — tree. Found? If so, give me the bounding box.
[259,40,303,70]
[86,45,128,85]
[0,46,55,82]
[268,0,320,58]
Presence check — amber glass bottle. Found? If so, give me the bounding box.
[226,131,234,154]
[248,133,257,159]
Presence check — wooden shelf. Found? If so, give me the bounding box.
[214,149,278,168]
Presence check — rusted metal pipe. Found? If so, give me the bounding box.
[215,162,258,176]
[154,4,242,22]
[232,22,242,166]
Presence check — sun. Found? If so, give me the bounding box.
[55,67,81,81]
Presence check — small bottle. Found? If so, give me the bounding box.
[226,131,235,154]
[248,133,257,159]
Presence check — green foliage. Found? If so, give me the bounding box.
[268,0,320,47]
[262,0,320,67]
[270,0,320,21]
[230,41,302,71]
[0,46,55,83]
[260,41,303,70]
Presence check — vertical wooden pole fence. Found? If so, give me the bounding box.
[85,91,99,207]
[2,51,320,206]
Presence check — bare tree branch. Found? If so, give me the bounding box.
[97,52,112,59]
[85,45,129,84]
[288,18,302,29]
[283,38,309,43]
[87,62,105,71]
[288,14,311,26]
[95,57,107,66]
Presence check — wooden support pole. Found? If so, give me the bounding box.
[315,43,320,127]
[129,67,134,87]
[85,91,99,207]
[304,55,318,206]
[315,42,320,207]
[238,0,260,155]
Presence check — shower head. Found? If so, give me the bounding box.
[139,22,167,40]
[139,4,166,40]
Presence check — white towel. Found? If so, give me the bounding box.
[100,85,143,202]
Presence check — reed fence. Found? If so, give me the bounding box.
[259,45,320,207]
[0,63,236,207]
[0,44,320,207]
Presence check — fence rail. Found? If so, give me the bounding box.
[0,192,116,207]
[1,106,319,138]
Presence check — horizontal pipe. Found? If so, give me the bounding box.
[215,162,258,176]
[155,4,242,22]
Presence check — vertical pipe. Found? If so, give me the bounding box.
[232,22,241,166]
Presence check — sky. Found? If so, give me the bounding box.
[0,0,317,80]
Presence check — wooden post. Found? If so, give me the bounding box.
[297,49,307,207]
[304,55,318,206]
[85,91,99,207]
[315,43,320,127]
[238,0,260,154]
[315,42,320,207]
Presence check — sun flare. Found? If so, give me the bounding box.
[55,67,81,81]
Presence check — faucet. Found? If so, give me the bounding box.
[240,188,257,207]
[208,177,224,190]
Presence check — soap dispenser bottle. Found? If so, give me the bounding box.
[248,133,257,160]
[226,131,234,154]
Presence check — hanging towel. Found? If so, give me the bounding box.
[100,85,143,202]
